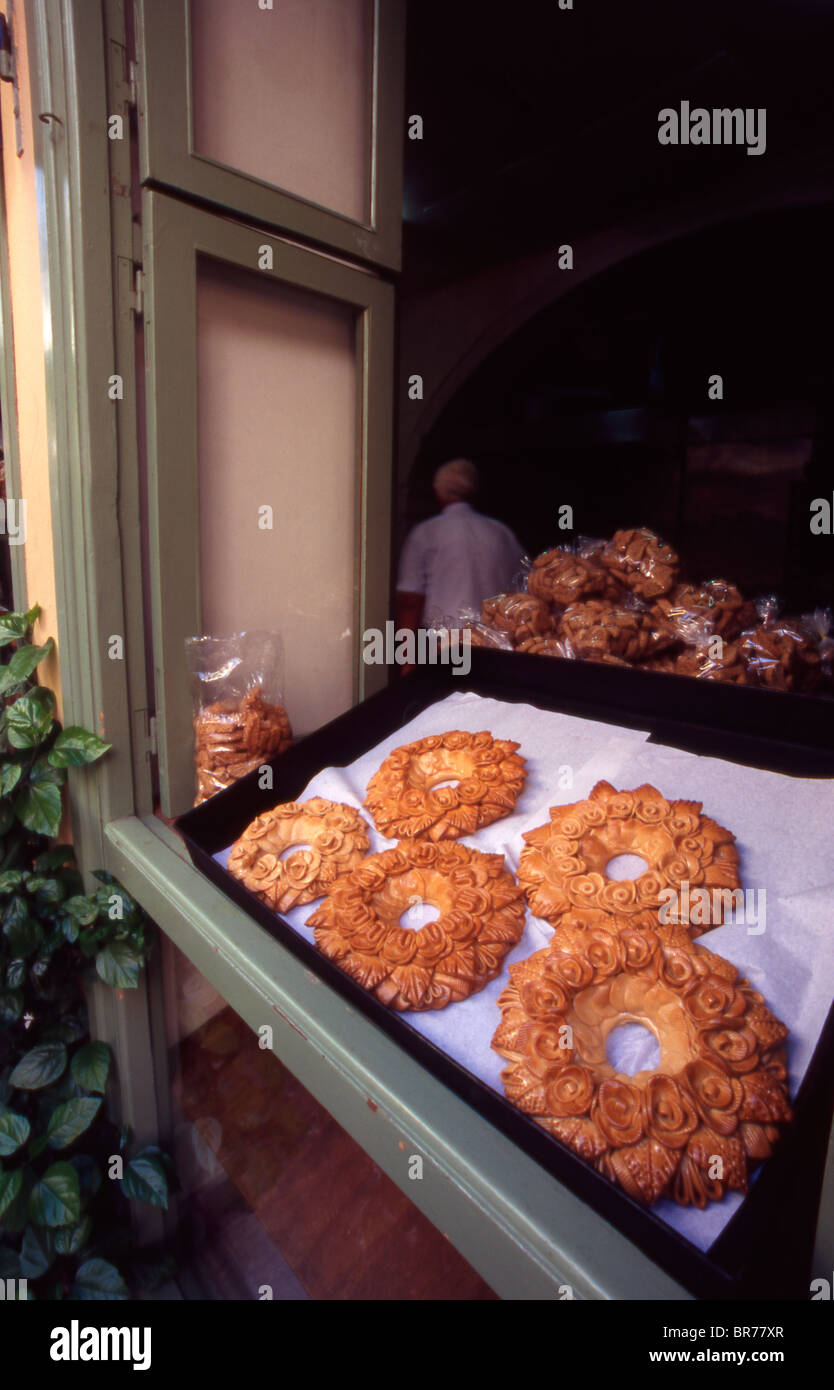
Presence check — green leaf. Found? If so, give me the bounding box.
[20,1223,55,1279]
[6,958,24,988]
[70,1257,129,1301]
[4,914,43,959]
[48,727,112,768]
[46,1097,102,1150]
[6,688,56,749]
[0,639,55,695]
[0,1166,23,1217]
[62,896,99,926]
[0,763,22,797]
[9,1042,67,1091]
[22,605,41,631]
[122,1151,169,1209]
[0,1107,31,1156]
[54,1213,92,1257]
[70,1042,110,1095]
[0,989,22,1023]
[28,1134,48,1159]
[0,869,24,894]
[0,1166,31,1231]
[3,893,27,928]
[14,781,63,839]
[0,609,32,647]
[67,1154,102,1203]
[34,845,75,872]
[60,915,79,944]
[30,755,66,787]
[29,1161,81,1227]
[95,940,142,990]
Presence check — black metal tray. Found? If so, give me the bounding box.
[175,649,834,1300]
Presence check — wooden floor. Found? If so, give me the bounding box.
[172,1005,498,1300]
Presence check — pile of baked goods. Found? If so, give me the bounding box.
[476,528,831,694]
[192,684,293,804]
[225,728,792,1213]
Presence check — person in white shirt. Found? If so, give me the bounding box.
[395,458,524,631]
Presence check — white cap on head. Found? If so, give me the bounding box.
[433,457,479,503]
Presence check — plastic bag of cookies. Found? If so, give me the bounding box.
[186,630,293,805]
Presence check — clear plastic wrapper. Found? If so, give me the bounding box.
[599,527,680,600]
[653,580,756,643]
[557,598,676,664]
[428,610,513,653]
[738,620,822,693]
[526,543,619,608]
[480,591,555,646]
[802,607,834,688]
[186,630,292,805]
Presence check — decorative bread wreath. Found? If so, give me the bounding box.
[309,839,525,1011]
[227,797,370,914]
[492,919,792,1207]
[518,781,740,936]
[365,730,527,841]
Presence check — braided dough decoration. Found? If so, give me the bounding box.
[601,528,680,600]
[518,781,740,936]
[558,600,674,664]
[227,797,370,914]
[309,840,526,1011]
[365,730,527,841]
[492,920,792,1207]
[481,592,555,646]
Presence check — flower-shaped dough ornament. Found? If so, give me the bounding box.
[309,839,525,1011]
[518,781,740,937]
[365,730,527,841]
[492,919,791,1207]
[227,797,370,914]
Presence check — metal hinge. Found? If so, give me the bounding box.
[148,714,158,756]
[127,58,137,108]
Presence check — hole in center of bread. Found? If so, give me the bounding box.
[605,852,649,880]
[605,1022,661,1075]
[279,842,314,861]
[398,900,440,931]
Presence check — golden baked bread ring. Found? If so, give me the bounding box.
[492,919,792,1207]
[309,839,526,1011]
[518,780,739,936]
[227,797,370,914]
[365,730,527,841]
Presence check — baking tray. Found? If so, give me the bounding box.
[175,649,834,1300]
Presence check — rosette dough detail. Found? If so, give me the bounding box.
[364,730,527,841]
[492,921,791,1207]
[227,797,370,914]
[308,840,525,1011]
[518,780,739,936]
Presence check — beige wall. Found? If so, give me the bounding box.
[196,259,358,738]
[191,0,372,225]
[0,0,62,715]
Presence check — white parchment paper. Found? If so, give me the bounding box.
[214,691,834,1254]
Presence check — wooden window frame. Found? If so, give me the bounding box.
[136,0,405,272]
[143,190,394,816]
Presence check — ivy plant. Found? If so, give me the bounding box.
[0,606,176,1299]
